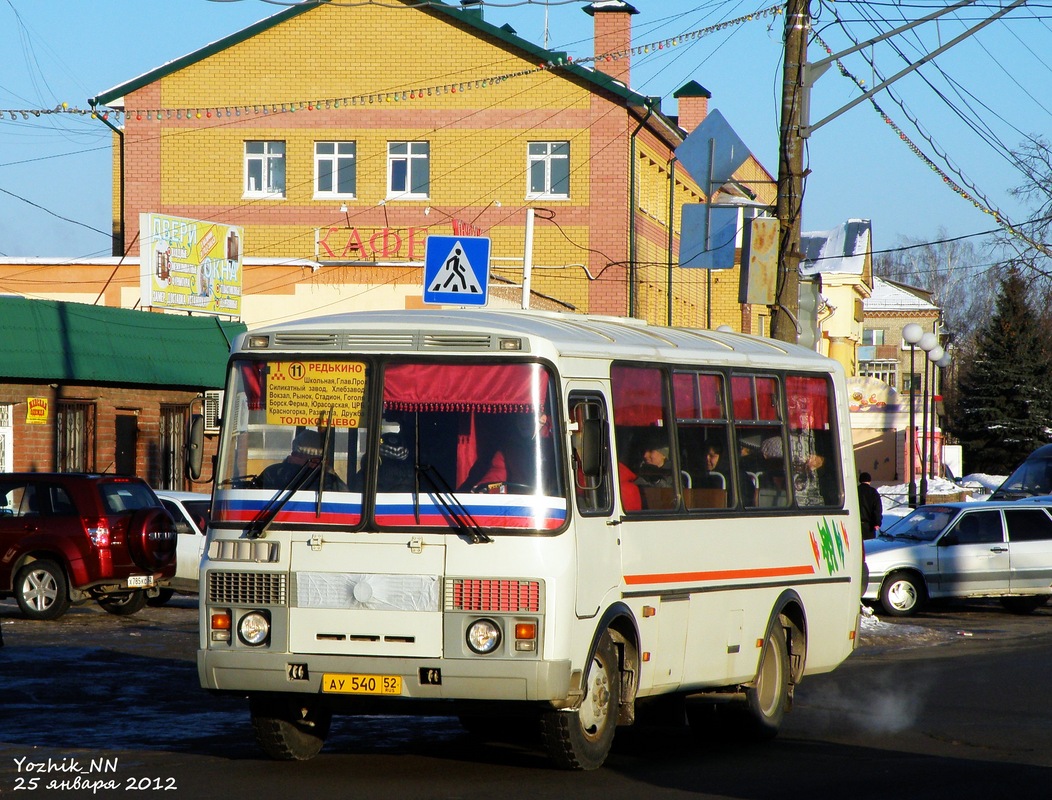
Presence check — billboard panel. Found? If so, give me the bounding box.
[140,213,243,317]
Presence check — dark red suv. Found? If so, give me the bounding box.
[0,473,177,620]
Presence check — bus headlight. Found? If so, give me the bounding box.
[466,618,502,654]
[238,611,270,646]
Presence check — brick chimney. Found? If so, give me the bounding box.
[584,1,639,87]
[673,81,711,134]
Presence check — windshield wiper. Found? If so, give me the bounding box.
[246,458,322,540]
[316,409,335,519]
[416,464,492,544]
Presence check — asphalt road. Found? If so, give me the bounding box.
[1,596,1051,799]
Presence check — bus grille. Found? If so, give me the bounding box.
[445,578,541,612]
[209,572,288,605]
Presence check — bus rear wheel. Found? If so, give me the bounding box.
[250,694,332,761]
[541,631,620,770]
[740,620,790,739]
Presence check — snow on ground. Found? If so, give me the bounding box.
[858,604,958,647]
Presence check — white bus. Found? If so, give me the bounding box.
[192,309,862,770]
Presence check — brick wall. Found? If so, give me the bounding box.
[110,3,715,321]
[0,382,212,489]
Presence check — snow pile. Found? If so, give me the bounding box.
[873,473,1006,524]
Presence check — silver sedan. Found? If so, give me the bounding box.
[863,500,1052,616]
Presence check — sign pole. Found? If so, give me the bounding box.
[522,208,534,310]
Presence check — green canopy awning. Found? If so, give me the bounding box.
[0,297,243,389]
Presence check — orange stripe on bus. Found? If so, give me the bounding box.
[624,564,817,586]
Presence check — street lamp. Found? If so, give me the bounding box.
[903,323,924,507]
[919,337,943,505]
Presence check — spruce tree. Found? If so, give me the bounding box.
[951,267,1052,474]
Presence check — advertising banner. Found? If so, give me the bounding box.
[140,213,243,317]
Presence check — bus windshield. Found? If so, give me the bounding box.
[214,357,566,533]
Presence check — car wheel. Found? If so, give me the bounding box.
[250,694,331,761]
[14,560,71,620]
[146,588,175,607]
[98,590,148,616]
[540,630,620,770]
[880,571,924,617]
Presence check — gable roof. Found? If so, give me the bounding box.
[90,0,660,116]
[864,276,939,312]
[799,219,872,276]
[0,297,242,388]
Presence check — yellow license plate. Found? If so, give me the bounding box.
[321,673,402,695]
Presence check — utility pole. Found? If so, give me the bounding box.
[772,0,810,343]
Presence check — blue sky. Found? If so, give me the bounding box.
[1,0,1048,260]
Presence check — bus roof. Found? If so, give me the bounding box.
[238,309,839,373]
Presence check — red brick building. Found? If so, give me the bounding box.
[0,297,243,489]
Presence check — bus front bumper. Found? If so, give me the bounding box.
[198,649,573,703]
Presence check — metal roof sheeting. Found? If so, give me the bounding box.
[0,297,243,388]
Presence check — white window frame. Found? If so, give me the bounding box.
[527,141,570,199]
[862,328,886,346]
[387,141,430,199]
[315,141,357,199]
[859,359,899,387]
[244,141,286,199]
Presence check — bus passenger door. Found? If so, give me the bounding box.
[568,389,621,618]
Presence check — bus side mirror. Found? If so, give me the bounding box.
[578,417,605,478]
[187,414,205,480]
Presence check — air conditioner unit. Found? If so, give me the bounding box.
[203,390,224,433]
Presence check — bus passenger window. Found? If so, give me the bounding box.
[731,372,790,510]
[786,374,842,507]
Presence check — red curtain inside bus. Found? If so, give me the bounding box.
[238,361,267,410]
[382,363,552,489]
[786,374,830,429]
[612,365,666,426]
[382,363,549,412]
[732,375,783,421]
[673,372,725,420]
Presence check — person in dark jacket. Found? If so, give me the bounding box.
[857,471,883,540]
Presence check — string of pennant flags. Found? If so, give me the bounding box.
[0,5,783,123]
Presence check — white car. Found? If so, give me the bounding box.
[150,490,211,605]
[863,501,1052,617]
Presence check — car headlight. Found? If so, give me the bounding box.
[466,618,501,654]
[238,611,270,646]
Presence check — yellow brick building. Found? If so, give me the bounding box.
[83,0,776,329]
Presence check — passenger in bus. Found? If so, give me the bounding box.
[376,432,414,492]
[459,412,553,493]
[635,436,674,489]
[255,429,348,492]
[697,440,729,490]
[793,442,837,506]
[738,435,765,474]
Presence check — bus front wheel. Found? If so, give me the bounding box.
[541,631,620,770]
[250,694,331,761]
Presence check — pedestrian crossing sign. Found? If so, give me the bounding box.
[423,235,490,306]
